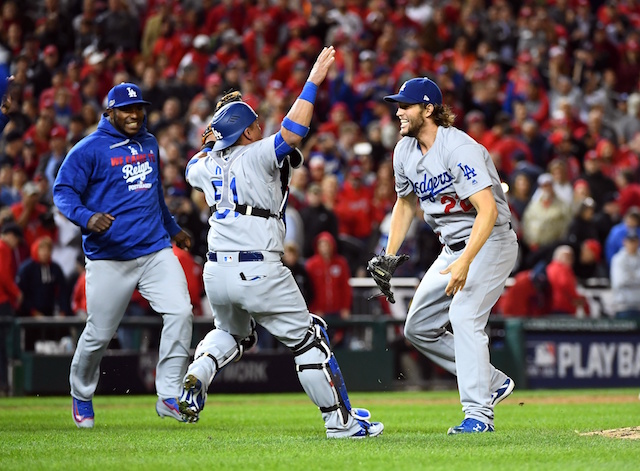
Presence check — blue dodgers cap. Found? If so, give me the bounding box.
[211,101,258,151]
[384,77,443,106]
[106,82,151,109]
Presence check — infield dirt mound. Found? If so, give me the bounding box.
[580,427,640,440]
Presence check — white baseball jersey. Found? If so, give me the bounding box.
[186,135,288,253]
[393,126,511,247]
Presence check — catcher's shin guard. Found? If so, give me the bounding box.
[291,314,353,425]
[189,328,241,385]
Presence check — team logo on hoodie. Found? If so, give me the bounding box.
[123,161,153,190]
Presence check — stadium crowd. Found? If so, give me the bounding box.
[1,0,640,355]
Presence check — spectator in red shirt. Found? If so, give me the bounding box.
[0,222,23,314]
[0,222,23,394]
[22,114,54,160]
[10,181,57,253]
[334,165,374,244]
[305,231,352,347]
[615,169,640,217]
[546,245,588,316]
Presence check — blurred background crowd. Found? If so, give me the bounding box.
[0,0,640,339]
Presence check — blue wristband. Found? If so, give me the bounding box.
[282,117,309,138]
[299,81,318,104]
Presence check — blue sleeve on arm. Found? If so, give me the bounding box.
[274,132,293,164]
[53,148,97,229]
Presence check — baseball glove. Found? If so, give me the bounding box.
[215,90,243,111]
[366,252,410,304]
[201,123,214,149]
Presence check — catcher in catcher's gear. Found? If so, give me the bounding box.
[367,252,410,303]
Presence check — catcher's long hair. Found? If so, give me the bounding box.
[430,104,456,128]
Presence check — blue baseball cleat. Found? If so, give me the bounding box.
[179,374,207,423]
[72,397,94,429]
[491,377,515,406]
[156,397,185,422]
[447,418,494,435]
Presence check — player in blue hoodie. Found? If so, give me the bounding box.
[53,82,194,428]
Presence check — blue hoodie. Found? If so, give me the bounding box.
[53,115,181,260]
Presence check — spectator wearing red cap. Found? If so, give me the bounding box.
[573,238,607,281]
[305,231,352,346]
[30,44,60,98]
[580,149,618,210]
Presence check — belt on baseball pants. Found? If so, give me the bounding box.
[207,251,264,262]
[447,222,513,252]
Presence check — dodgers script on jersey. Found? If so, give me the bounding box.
[393,126,511,246]
[186,135,287,253]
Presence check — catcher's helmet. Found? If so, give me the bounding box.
[211,101,258,151]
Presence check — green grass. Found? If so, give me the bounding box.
[1,389,639,470]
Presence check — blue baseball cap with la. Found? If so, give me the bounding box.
[384,77,443,106]
[106,82,151,109]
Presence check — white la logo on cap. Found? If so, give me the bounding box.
[126,87,137,98]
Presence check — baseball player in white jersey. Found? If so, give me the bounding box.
[377,77,518,434]
[179,47,383,438]
[54,83,194,427]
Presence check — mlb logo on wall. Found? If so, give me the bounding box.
[526,341,557,380]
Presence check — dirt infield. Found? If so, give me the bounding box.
[580,427,640,440]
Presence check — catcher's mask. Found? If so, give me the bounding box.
[211,101,258,151]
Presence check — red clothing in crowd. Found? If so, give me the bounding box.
[172,244,203,316]
[305,232,352,315]
[0,239,21,307]
[10,202,57,250]
[334,178,374,239]
[71,270,86,314]
[71,271,150,315]
[617,183,640,217]
[546,260,585,315]
[497,270,549,317]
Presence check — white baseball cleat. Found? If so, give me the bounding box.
[156,397,186,422]
[327,419,384,439]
